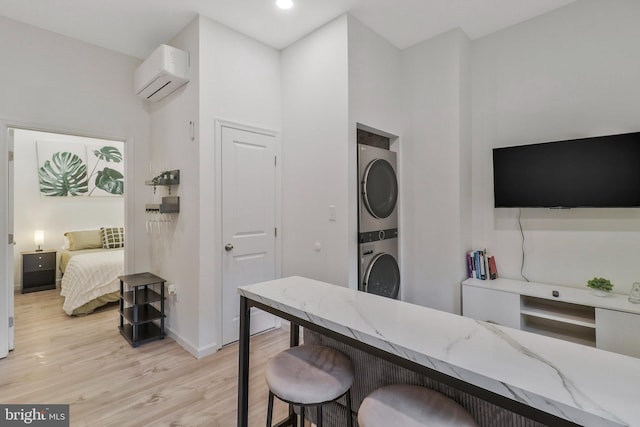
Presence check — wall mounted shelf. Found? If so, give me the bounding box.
[145,169,180,186]
[145,169,180,213]
[145,196,180,213]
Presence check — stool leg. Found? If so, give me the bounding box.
[266,391,274,427]
[299,406,305,427]
[317,405,323,427]
[346,390,353,427]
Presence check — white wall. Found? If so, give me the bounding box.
[281,15,473,313]
[13,129,124,287]
[400,29,472,313]
[472,0,640,294]
[148,15,281,356]
[281,15,350,286]
[0,16,150,287]
[147,17,201,354]
[347,15,402,289]
[347,16,402,136]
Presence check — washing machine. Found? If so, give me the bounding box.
[358,144,398,233]
[358,143,399,298]
[359,237,400,299]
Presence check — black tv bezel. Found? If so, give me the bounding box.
[492,131,640,209]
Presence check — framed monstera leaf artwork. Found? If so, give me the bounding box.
[36,140,124,197]
[86,143,125,196]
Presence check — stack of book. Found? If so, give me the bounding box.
[466,249,498,280]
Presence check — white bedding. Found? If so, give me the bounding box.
[60,249,124,315]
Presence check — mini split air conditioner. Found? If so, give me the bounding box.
[135,44,190,102]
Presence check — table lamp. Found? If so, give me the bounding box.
[34,230,44,252]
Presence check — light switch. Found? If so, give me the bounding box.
[329,205,336,221]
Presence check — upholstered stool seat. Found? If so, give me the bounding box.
[358,384,479,427]
[265,344,354,427]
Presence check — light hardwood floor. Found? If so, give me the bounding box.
[0,289,291,426]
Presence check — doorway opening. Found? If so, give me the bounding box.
[9,128,126,350]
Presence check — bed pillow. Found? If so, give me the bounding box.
[64,230,103,250]
[101,227,125,249]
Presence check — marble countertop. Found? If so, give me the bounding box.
[239,276,640,427]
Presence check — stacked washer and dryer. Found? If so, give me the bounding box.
[358,143,400,299]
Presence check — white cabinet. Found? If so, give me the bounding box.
[462,285,520,329]
[596,308,640,358]
[462,278,640,358]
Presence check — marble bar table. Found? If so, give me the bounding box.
[237,276,640,427]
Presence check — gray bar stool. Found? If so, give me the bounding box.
[358,384,479,427]
[265,344,355,427]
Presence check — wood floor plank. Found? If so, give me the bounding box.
[0,289,290,426]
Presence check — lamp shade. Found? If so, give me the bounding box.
[34,230,44,247]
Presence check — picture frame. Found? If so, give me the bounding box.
[36,139,124,197]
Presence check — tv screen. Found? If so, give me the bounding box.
[493,132,640,208]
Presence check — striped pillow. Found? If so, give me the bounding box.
[101,227,125,249]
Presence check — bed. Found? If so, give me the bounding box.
[59,228,124,316]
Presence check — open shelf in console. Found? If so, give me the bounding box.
[520,296,596,346]
[522,317,596,347]
[521,296,596,327]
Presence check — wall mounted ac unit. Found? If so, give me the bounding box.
[135,44,190,102]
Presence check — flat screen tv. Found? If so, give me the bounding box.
[493,132,640,208]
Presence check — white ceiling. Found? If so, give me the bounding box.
[0,0,576,59]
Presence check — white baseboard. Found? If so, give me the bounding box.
[196,341,220,359]
[165,327,220,359]
[166,317,286,360]
[13,279,61,291]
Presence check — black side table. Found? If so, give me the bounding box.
[22,250,57,293]
[118,272,166,347]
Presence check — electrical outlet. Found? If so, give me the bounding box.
[168,284,177,296]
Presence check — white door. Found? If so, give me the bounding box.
[7,128,14,350]
[221,126,278,345]
[0,123,9,358]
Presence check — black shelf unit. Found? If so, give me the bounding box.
[118,272,166,347]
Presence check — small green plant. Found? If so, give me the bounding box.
[587,277,614,292]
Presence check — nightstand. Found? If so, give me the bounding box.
[21,250,57,293]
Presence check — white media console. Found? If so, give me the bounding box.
[462,278,640,358]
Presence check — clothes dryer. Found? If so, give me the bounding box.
[359,236,399,299]
[358,144,398,234]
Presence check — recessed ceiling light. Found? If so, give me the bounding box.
[276,0,293,10]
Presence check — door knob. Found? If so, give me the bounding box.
[225,243,234,252]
